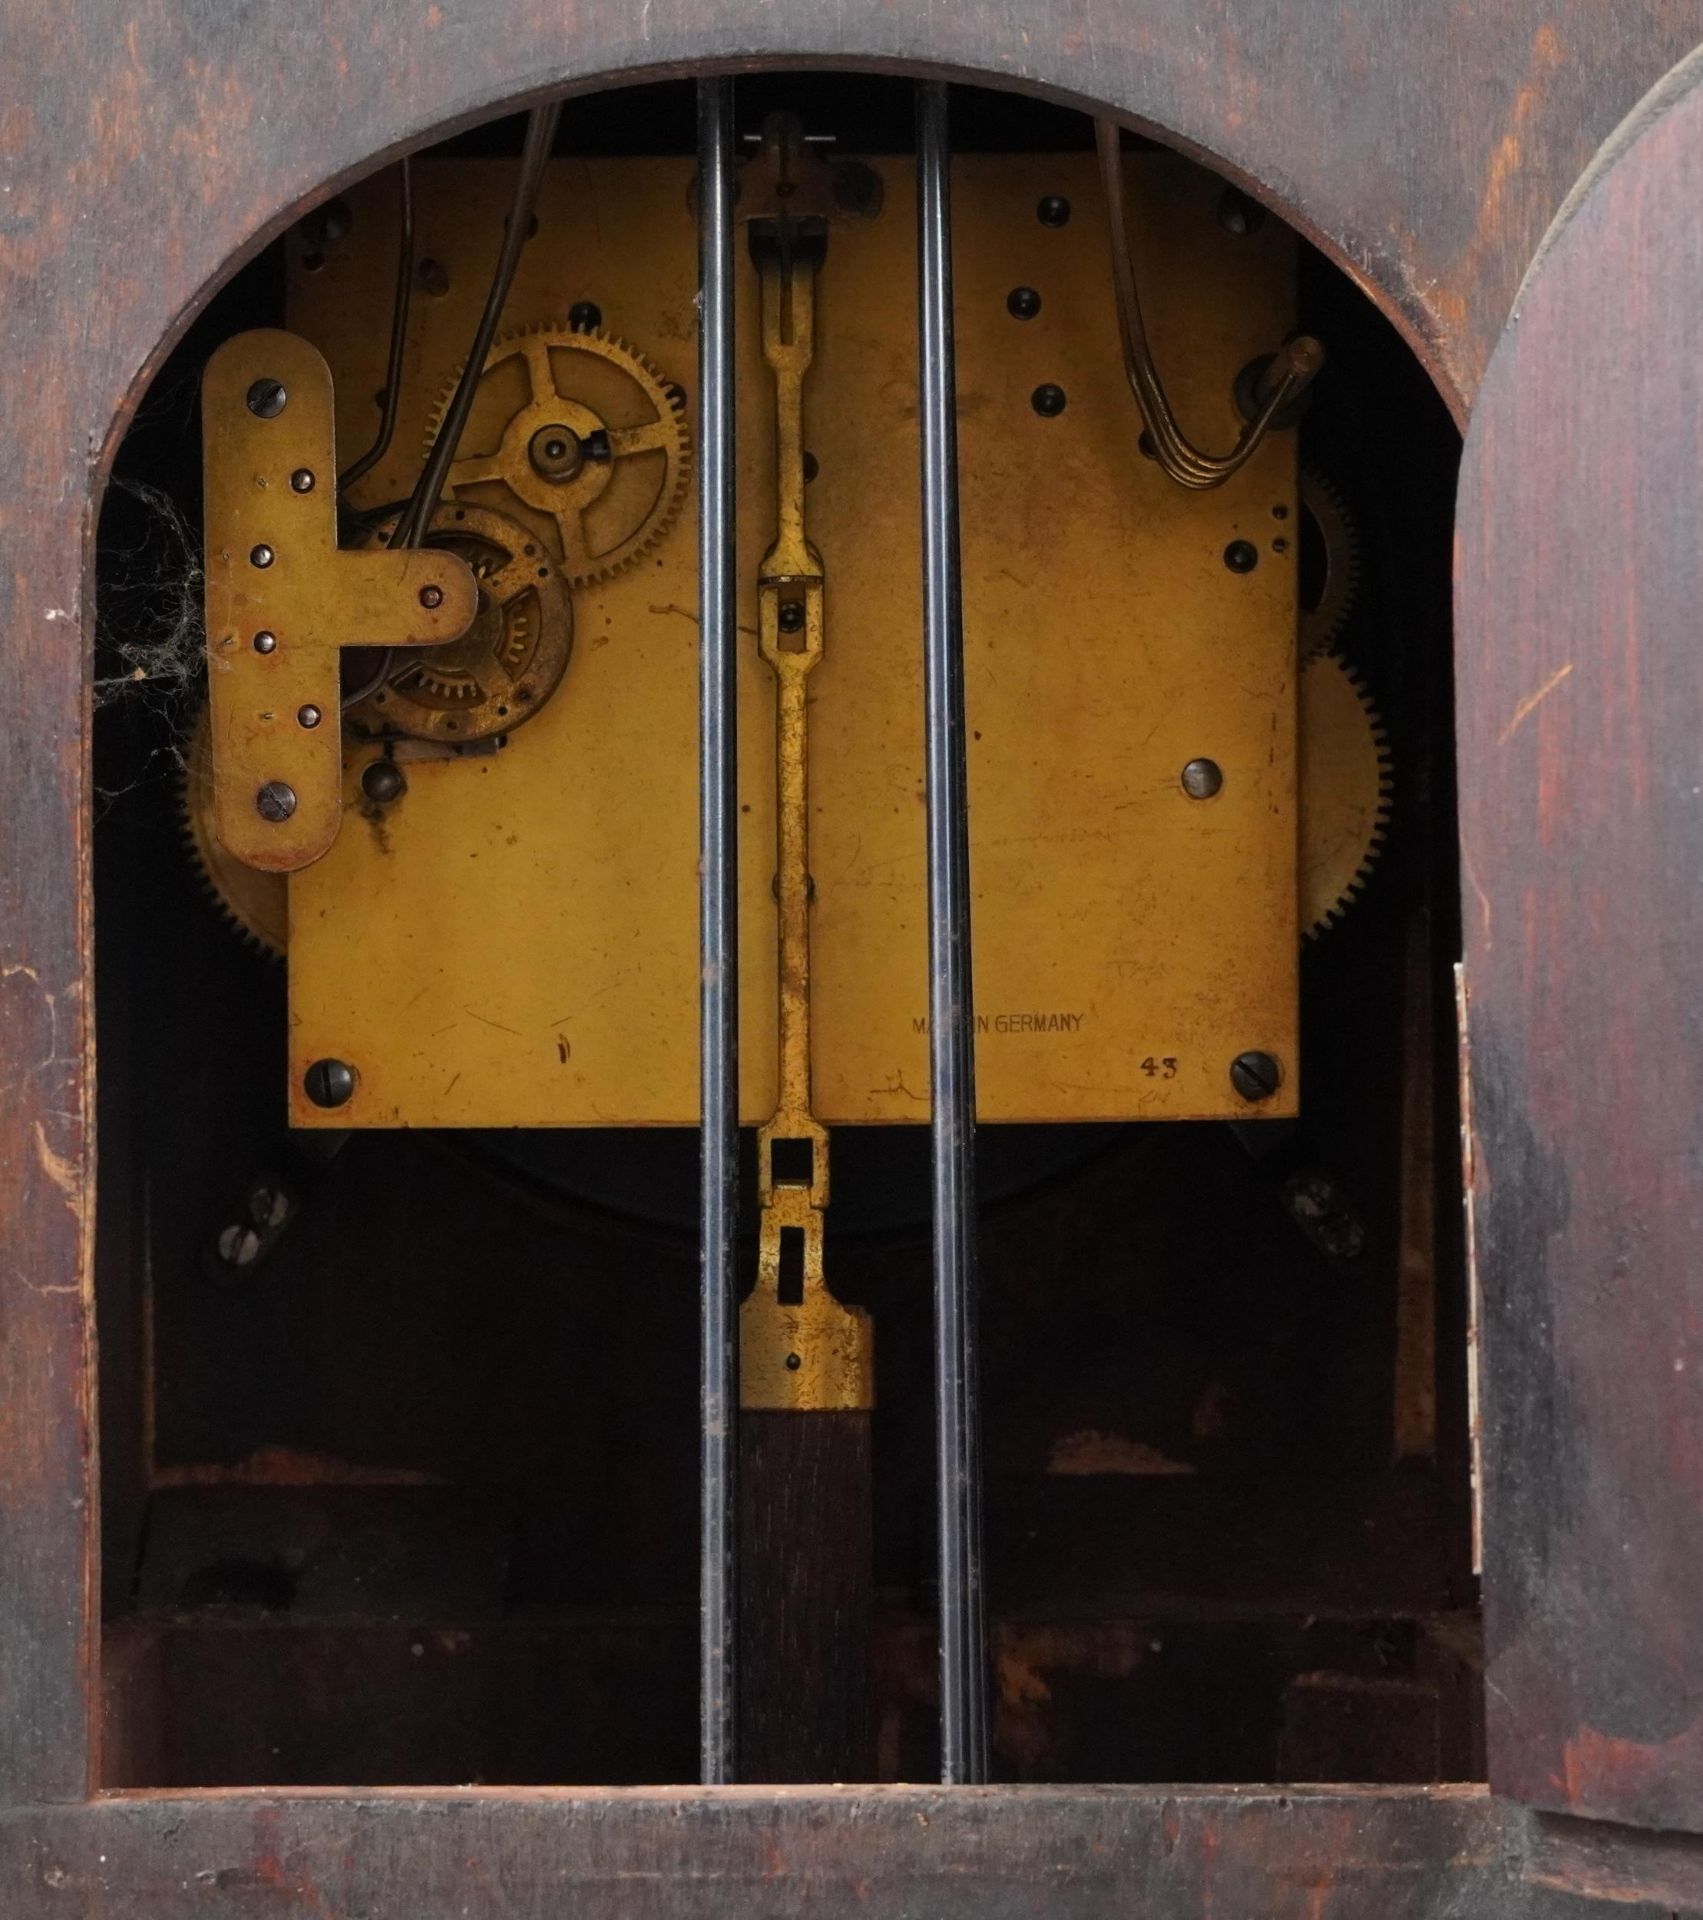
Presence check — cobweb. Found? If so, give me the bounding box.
[95,478,205,717]
[91,475,209,808]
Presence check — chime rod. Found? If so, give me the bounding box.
[696,73,740,1788]
[915,77,989,1787]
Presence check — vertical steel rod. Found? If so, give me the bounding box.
[915,78,989,1786]
[697,73,739,1787]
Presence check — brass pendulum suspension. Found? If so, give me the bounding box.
[736,113,876,1785]
[741,118,873,1417]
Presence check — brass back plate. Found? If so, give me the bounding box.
[286,153,1298,1126]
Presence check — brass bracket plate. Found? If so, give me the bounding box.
[201,329,477,871]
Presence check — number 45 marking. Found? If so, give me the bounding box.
[1141,1056,1179,1079]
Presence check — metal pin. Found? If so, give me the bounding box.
[696,72,739,1789]
[916,78,989,1788]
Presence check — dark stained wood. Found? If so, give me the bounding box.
[1525,1813,1703,1913]
[0,1785,1575,1919]
[739,1412,873,1782]
[1,0,1700,1880]
[0,577,96,1805]
[1456,42,1703,1837]
[102,1615,697,1789]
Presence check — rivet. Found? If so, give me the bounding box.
[419,584,444,609]
[1032,384,1067,418]
[250,544,275,569]
[252,630,277,654]
[785,1353,802,1372]
[777,602,806,633]
[1007,286,1042,320]
[1181,758,1223,800]
[1223,540,1259,574]
[1037,194,1071,227]
[569,300,602,332]
[297,704,322,729]
[290,468,315,494]
[417,258,450,298]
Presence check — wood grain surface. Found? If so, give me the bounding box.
[739,1412,874,1782]
[0,1784,1583,1919]
[2,0,1701,1892]
[1457,37,1703,1839]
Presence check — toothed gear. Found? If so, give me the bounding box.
[425,322,691,585]
[1299,467,1361,659]
[348,503,573,743]
[1299,649,1392,939]
[181,706,288,957]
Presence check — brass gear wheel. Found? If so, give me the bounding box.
[348,503,573,743]
[1299,467,1361,658]
[1299,648,1392,939]
[426,323,690,585]
[181,707,288,958]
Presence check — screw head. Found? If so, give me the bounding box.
[245,379,287,419]
[252,630,277,655]
[1216,187,1267,237]
[569,300,602,332]
[777,602,806,633]
[245,1183,290,1231]
[1007,285,1042,321]
[1037,194,1071,227]
[1181,757,1223,800]
[216,1224,263,1270]
[255,780,297,823]
[303,1058,357,1109]
[289,467,315,493]
[1031,384,1067,418]
[361,759,406,804]
[1230,1050,1282,1102]
[297,704,322,730]
[250,543,275,569]
[1223,539,1259,574]
[418,583,444,609]
[1281,1170,1366,1262]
